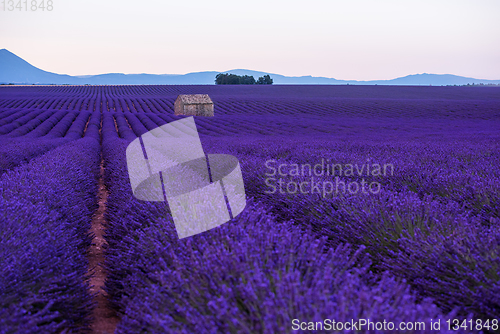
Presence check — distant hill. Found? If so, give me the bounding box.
[0,49,80,84]
[1,49,500,86]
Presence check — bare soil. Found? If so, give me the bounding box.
[88,160,120,333]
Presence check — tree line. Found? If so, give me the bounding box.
[215,73,273,85]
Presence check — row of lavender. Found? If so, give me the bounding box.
[0,107,308,182]
[0,92,103,332]
[2,84,500,99]
[1,97,498,119]
[2,107,499,167]
[0,95,176,114]
[1,85,499,332]
[0,96,105,332]
[100,112,499,331]
[199,135,500,319]
[2,82,499,143]
[0,133,101,333]
[100,129,472,333]
[1,109,358,139]
[0,109,101,176]
[2,102,492,330]
[1,85,499,118]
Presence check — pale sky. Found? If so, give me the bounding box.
[1,0,499,80]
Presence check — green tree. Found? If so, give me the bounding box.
[215,73,273,85]
[216,73,242,85]
[257,74,273,85]
[240,75,256,85]
[215,73,258,85]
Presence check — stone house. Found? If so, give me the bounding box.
[174,94,214,116]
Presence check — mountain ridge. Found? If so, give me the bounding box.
[1,49,499,86]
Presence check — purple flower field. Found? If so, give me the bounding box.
[0,85,499,333]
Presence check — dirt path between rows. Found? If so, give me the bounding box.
[88,158,120,333]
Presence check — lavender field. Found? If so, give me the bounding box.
[0,84,499,333]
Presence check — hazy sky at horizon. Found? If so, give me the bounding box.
[1,0,499,80]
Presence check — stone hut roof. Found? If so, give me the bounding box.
[176,94,213,105]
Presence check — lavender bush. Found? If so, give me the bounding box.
[0,137,100,333]
[199,136,500,320]
[100,136,473,333]
[0,84,498,332]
